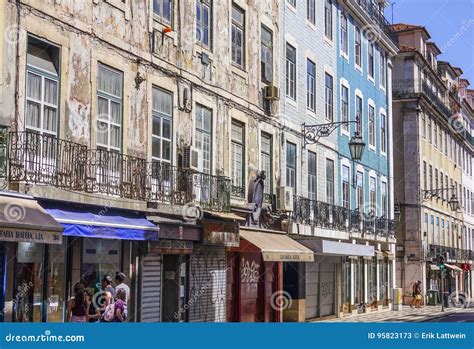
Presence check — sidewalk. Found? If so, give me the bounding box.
[317,304,474,323]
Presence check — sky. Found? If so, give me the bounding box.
[385,0,474,84]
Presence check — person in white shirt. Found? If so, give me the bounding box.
[115,272,130,304]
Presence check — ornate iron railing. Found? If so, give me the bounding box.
[6,130,231,212]
[427,244,473,262]
[293,196,394,237]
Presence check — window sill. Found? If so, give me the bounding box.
[340,51,349,61]
[306,109,316,119]
[286,2,297,14]
[306,20,316,31]
[194,45,214,61]
[355,64,363,74]
[324,37,334,47]
[231,65,248,80]
[152,19,177,43]
[380,85,387,94]
[286,97,297,108]
[380,151,387,157]
[369,145,376,152]
[368,75,375,84]
[341,129,350,137]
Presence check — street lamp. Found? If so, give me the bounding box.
[448,194,460,212]
[422,186,460,212]
[348,132,365,162]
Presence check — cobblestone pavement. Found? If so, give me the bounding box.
[317,304,474,322]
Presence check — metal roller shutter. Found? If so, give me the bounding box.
[305,261,319,319]
[188,246,227,322]
[140,254,162,322]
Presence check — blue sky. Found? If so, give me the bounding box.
[385,0,474,84]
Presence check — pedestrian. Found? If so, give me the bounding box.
[67,283,89,323]
[85,288,101,322]
[115,271,130,303]
[98,275,116,315]
[113,288,127,322]
[410,280,422,308]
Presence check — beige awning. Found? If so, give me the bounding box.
[0,192,63,244]
[445,263,462,272]
[240,229,314,262]
[204,210,246,221]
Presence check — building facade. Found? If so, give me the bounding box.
[391,23,473,305]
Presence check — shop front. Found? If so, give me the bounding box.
[0,192,64,322]
[227,228,314,322]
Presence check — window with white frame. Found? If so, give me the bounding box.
[368,104,375,147]
[369,176,376,215]
[153,0,172,25]
[307,59,316,111]
[231,120,245,197]
[325,73,333,121]
[308,151,317,200]
[25,37,60,137]
[307,0,315,24]
[196,0,212,50]
[355,94,362,134]
[151,87,172,165]
[429,165,433,190]
[326,158,334,205]
[231,4,245,68]
[381,112,386,153]
[381,181,387,217]
[356,171,363,211]
[355,26,362,68]
[341,84,349,131]
[260,132,272,195]
[342,165,350,209]
[428,117,432,143]
[261,26,273,84]
[288,0,296,7]
[380,52,386,88]
[325,0,332,40]
[286,142,297,191]
[97,64,123,152]
[421,113,426,139]
[286,44,296,99]
[423,161,427,190]
[195,105,212,174]
[340,13,348,56]
[368,42,374,79]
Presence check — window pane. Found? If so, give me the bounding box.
[26,102,41,128]
[152,116,161,137]
[162,140,171,161]
[97,97,109,120]
[44,78,58,105]
[110,101,121,124]
[98,65,123,97]
[43,106,57,132]
[162,118,171,139]
[27,72,41,100]
[152,137,161,158]
[110,125,121,148]
[97,122,108,145]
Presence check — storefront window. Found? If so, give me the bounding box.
[379,258,388,302]
[14,242,44,322]
[80,239,122,294]
[367,258,377,306]
[353,258,364,306]
[46,242,66,322]
[342,257,351,311]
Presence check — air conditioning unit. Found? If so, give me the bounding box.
[182,146,202,172]
[277,187,294,212]
[265,85,280,101]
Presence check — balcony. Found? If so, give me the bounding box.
[292,196,395,238]
[4,130,231,212]
[427,244,473,262]
[348,0,399,46]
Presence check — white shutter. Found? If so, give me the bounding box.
[140,254,162,322]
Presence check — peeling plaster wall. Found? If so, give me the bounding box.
[2,0,282,205]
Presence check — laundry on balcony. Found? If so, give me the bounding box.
[44,204,159,241]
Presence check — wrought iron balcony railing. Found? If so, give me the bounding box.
[427,244,473,261]
[5,131,231,212]
[292,196,395,237]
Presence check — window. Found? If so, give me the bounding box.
[25,36,60,136]
[195,105,212,174]
[97,64,123,152]
[381,113,386,153]
[151,87,172,165]
[381,182,387,217]
[261,26,273,84]
[308,151,317,200]
[325,73,333,121]
[435,169,438,190]
[196,0,212,49]
[434,122,437,148]
[231,5,245,68]
[435,217,439,244]
[355,27,362,67]
[307,59,316,111]
[286,142,297,191]
[421,113,426,139]
[369,177,376,214]
[428,117,432,143]
[286,44,296,99]
[231,121,245,197]
[342,165,350,208]
[368,105,375,147]
[260,132,272,196]
[326,159,334,205]
[307,0,315,24]
[424,213,428,238]
[288,0,296,7]
[429,165,433,190]
[368,42,374,78]
[325,0,332,40]
[340,13,348,56]
[153,0,172,24]
[341,85,349,131]
[380,53,386,88]
[440,172,444,200]
[356,171,363,211]
[423,161,427,190]
[355,95,362,134]
[441,219,445,245]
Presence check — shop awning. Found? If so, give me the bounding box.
[240,229,314,262]
[46,207,159,241]
[445,263,463,272]
[300,239,374,257]
[383,251,395,260]
[204,210,246,221]
[0,192,63,244]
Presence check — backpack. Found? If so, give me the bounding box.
[101,303,115,322]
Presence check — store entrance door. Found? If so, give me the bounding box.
[162,255,180,322]
[319,261,336,317]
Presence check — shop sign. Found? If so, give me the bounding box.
[148,239,193,254]
[0,228,62,245]
[262,251,313,262]
[203,221,239,247]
